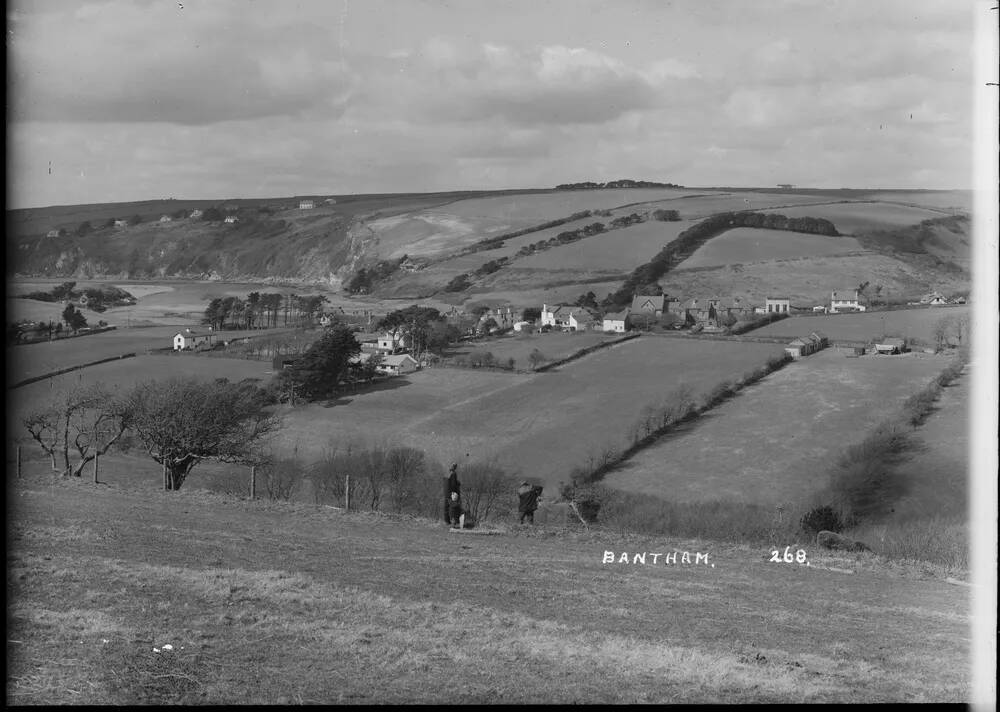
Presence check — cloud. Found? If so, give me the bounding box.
[7,0,357,124]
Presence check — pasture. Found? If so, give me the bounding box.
[775,202,948,235]
[367,188,692,259]
[746,307,970,345]
[602,349,955,507]
[632,191,834,220]
[442,330,621,368]
[274,337,787,488]
[513,220,690,271]
[675,228,866,269]
[868,364,969,522]
[9,354,274,413]
[865,190,973,213]
[6,470,973,703]
[662,253,971,306]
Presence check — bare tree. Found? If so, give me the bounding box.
[22,383,130,477]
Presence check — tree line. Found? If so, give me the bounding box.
[202,292,329,330]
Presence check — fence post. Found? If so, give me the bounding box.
[345,474,351,511]
[16,445,21,480]
[250,465,256,500]
[162,459,168,491]
[93,451,99,484]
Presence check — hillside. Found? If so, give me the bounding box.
[6,469,973,704]
[7,189,972,307]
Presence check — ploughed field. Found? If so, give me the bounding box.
[602,349,956,507]
[6,465,973,703]
[274,337,787,487]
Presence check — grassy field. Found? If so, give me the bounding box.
[863,191,973,213]
[747,307,970,345]
[676,228,866,269]
[871,363,970,522]
[441,330,621,368]
[662,253,971,307]
[368,188,693,260]
[602,349,955,507]
[9,354,275,406]
[775,202,949,235]
[513,220,691,272]
[631,192,836,220]
[273,337,787,488]
[5,467,974,704]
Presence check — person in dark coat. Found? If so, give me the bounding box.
[448,492,464,529]
[517,481,543,524]
[444,463,461,525]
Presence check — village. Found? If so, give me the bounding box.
[164,285,967,379]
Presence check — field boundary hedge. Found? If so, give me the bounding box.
[533,332,640,372]
[566,352,793,487]
[8,352,137,390]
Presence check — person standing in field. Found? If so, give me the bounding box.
[444,463,461,525]
[517,481,543,524]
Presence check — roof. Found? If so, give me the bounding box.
[569,309,596,323]
[603,310,631,321]
[354,332,380,342]
[831,289,859,298]
[382,354,418,366]
[631,295,665,312]
[174,329,211,338]
[765,296,790,302]
[809,331,828,341]
[878,337,906,346]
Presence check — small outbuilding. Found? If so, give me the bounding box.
[173,328,214,351]
[873,337,907,355]
[379,353,419,375]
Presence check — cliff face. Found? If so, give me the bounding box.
[10,212,360,288]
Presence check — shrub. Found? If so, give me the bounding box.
[800,505,843,536]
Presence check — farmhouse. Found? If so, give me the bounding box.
[603,309,631,333]
[299,200,315,209]
[541,304,595,331]
[679,298,718,328]
[159,215,173,223]
[224,215,239,224]
[631,295,665,317]
[189,209,203,219]
[173,328,214,351]
[114,219,128,229]
[480,306,517,331]
[46,229,60,238]
[568,310,598,331]
[873,337,907,355]
[764,297,791,314]
[377,332,408,353]
[830,288,866,313]
[379,353,419,375]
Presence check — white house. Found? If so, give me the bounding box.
[189,209,203,219]
[224,215,239,224]
[830,288,866,313]
[379,353,419,375]
[46,229,60,238]
[873,337,907,355]
[173,328,214,351]
[298,200,315,209]
[602,309,630,333]
[541,304,595,330]
[159,215,173,223]
[764,297,791,314]
[113,219,128,229]
[377,332,408,353]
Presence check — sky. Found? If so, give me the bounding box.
[5,0,992,209]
